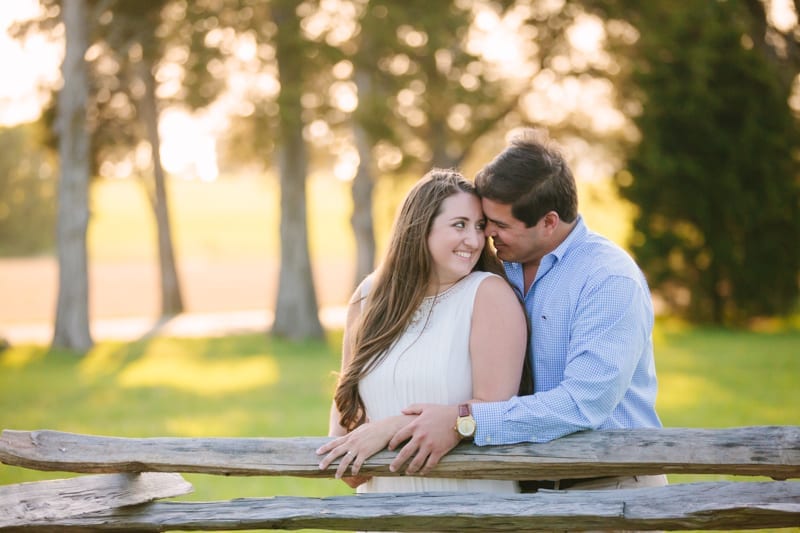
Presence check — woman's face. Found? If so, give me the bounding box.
[426,191,486,294]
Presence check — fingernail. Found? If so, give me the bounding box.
[318,463,324,470]
[389,466,396,472]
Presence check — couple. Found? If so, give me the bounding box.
[317,128,666,496]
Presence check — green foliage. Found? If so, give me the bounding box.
[89,0,227,173]
[615,1,800,324]
[351,0,533,170]
[0,124,57,256]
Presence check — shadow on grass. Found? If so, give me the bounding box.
[0,333,340,439]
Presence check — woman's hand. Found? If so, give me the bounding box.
[317,415,413,480]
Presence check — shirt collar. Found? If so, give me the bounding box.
[548,214,586,263]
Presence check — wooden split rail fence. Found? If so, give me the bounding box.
[1,426,798,531]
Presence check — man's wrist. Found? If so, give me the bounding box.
[454,403,476,439]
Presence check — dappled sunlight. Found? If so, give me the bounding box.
[117,348,279,396]
[0,345,46,369]
[79,342,133,378]
[165,410,253,436]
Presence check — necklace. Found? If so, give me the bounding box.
[410,279,462,328]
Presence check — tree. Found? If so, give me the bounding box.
[97,0,186,317]
[94,0,226,317]
[340,0,607,287]
[52,0,93,351]
[0,123,57,256]
[270,0,325,339]
[340,0,536,286]
[603,1,800,324]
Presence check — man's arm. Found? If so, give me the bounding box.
[472,274,652,445]
[390,274,654,474]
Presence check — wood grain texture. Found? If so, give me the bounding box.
[1,427,798,480]
[0,472,192,528]
[2,481,798,531]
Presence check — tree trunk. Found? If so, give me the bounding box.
[52,0,93,352]
[270,2,324,340]
[139,59,184,317]
[429,118,457,169]
[350,69,376,289]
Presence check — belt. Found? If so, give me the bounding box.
[519,476,617,492]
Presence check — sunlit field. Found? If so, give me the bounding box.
[88,173,631,262]
[0,172,633,325]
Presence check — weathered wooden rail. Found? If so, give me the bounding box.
[1,426,798,531]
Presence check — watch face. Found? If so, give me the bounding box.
[457,417,476,436]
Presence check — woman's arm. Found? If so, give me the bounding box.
[320,277,416,483]
[469,275,528,402]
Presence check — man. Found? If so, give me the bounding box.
[387,128,666,492]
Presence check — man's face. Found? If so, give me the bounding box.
[481,198,548,266]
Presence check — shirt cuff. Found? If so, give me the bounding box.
[471,400,509,446]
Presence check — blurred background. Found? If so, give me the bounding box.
[1,2,798,521]
[1,0,799,350]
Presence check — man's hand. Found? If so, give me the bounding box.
[387,403,461,475]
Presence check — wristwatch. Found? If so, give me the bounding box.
[455,403,476,439]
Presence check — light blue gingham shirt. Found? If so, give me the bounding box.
[472,216,662,444]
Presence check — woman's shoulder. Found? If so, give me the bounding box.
[464,270,503,285]
[467,270,510,289]
[472,271,520,305]
[453,271,517,308]
[348,273,377,312]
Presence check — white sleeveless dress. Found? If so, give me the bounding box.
[356,270,518,494]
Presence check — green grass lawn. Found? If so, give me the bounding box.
[0,332,350,500]
[1,323,797,532]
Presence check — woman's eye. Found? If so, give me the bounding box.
[454,221,466,229]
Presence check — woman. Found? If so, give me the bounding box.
[317,168,528,494]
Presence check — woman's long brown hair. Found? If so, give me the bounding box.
[334,169,506,431]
